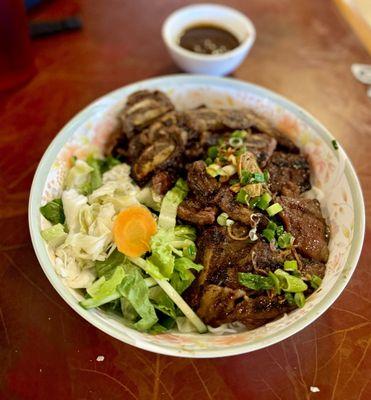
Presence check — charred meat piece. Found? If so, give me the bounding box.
[244,133,277,167]
[119,90,174,138]
[187,160,220,202]
[250,240,292,275]
[197,285,292,328]
[177,197,217,226]
[215,186,255,226]
[122,111,188,163]
[195,225,253,286]
[151,170,177,195]
[267,151,311,196]
[279,196,330,263]
[297,255,326,280]
[131,128,184,183]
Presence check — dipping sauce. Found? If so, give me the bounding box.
[179,24,240,55]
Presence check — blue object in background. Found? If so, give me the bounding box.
[25,0,43,10]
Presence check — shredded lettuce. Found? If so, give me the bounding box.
[40,198,65,225]
[136,187,161,211]
[88,164,138,212]
[41,223,67,248]
[65,159,94,193]
[62,189,88,233]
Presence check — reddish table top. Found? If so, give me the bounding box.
[1,1,370,399]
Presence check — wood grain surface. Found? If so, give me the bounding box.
[0,1,370,399]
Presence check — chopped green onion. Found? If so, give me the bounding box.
[284,260,298,271]
[275,225,284,236]
[263,170,270,182]
[231,130,247,138]
[249,196,261,208]
[251,173,266,183]
[274,269,308,292]
[268,271,281,294]
[332,140,339,150]
[262,228,275,242]
[184,243,196,261]
[277,232,294,249]
[226,219,235,227]
[208,146,219,159]
[240,170,251,185]
[266,203,283,217]
[310,274,322,290]
[229,137,244,148]
[236,189,248,204]
[236,146,247,156]
[238,272,274,291]
[266,221,277,231]
[206,164,222,177]
[205,157,213,166]
[294,292,306,308]
[241,171,267,185]
[217,212,229,226]
[257,192,272,210]
[285,292,296,306]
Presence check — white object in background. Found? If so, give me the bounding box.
[351,63,371,84]
[162,4,256,76]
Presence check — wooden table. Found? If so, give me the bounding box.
[1,1,370,399]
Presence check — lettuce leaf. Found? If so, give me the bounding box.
[80,265,125,308]
[158,179,188,229]
[86,155,103,192]
[149,229,175,278]
[95,249,126,278]
[40,198,65,225]
[174,225,197,241]
[149,286,176,319]
[170,258,203,294]
[41,223,67,248]
[118,265,158,331]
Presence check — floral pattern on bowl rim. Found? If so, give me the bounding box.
[29,75,365,358]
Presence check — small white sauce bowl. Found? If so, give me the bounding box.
[162,3,256,76]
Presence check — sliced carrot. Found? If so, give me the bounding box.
[113,205,157,257]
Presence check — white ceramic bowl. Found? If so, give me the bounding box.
[162,4,256,76]
[29,75,365,358]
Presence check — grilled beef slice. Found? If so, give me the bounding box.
[279,196,329,263]
[151,170,177,195]
[119,90,174,137]
[187,160,220,202]
[197,285,292,328]
[267,151,311,196]
[244,133,277,167]
[177,197,217,225]
[195,225,254,286]
[214,186,255,226]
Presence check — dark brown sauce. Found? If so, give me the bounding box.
[179,24,240,55]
